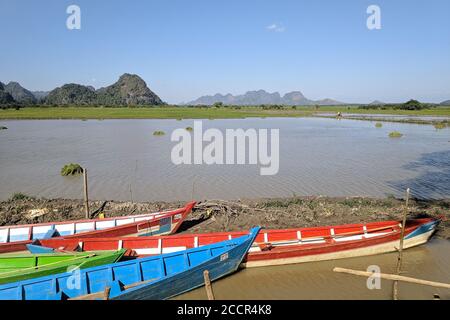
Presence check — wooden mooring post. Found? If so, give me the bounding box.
[83,168,90,219]
[393,187,410,300]
[103,286,111,300]
[203,270,215,300]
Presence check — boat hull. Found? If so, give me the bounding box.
[0,250,126,284]
[36,218,439,269]
[244,220,437,267]
[0,227,260,300]
[111,228,260,300]
[0,201,195,254]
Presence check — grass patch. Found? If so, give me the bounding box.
[61,163,83,176]
[153,130,165,136]
[185,126,193,131]
[1,106,449,120]
[388,131,403,138]
[262,198,304,208]
[10,192,34,201]
[434,122,447,129]
[341,198,375,207]
[375,122,382,128]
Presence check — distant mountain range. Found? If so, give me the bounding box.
[1,75,449,107]
[187,90,345,106]
[0,74,163,106]
[369,100,385,105]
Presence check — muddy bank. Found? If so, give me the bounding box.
[1,196,449,239]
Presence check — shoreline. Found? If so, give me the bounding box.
[1,107,450,122]
[317,115,450,126]
[1,196,449,239]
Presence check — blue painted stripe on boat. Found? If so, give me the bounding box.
[8,234,29,242]
[26,244,54,254]
[404,220,439,240]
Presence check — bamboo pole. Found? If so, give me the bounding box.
[203,270,215,300]
[393,187,410,300]
[83,168,90,219]
[333,267,450,289]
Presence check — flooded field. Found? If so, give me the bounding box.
[175,238,450,300]
[0,117,449,201]
[317,113,450,122]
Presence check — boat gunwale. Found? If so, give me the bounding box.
[0,201,196,231]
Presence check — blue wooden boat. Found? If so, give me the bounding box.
[0,227,260,300]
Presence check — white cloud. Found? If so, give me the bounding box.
[266,23,285,32]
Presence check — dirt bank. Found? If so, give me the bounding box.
[1,196,449,239]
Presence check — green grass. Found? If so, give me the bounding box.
[0,106,449,120]
[9,192,34,201]
[434,122,447,129]
[61,163,83,176]
[388,131,403,138]
[185,126,193,131]
[375,122,383,128]
[153,130,165,136]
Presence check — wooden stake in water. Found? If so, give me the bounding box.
[83,168,90,219]
[393,187,410,300]
[203,270,215,300]
[334,267,450,289]
[103,286,111,300]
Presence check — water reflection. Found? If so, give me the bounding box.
[389,150,450,199]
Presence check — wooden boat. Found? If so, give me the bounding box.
[0,249,126,285]
[34,218,438,268]
[0,227,260,300]
[0,201,195,254]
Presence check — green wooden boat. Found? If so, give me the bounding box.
[0,249,126,284]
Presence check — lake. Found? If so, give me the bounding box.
[0,117,449,201]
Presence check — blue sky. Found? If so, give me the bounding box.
[1,0,449,104]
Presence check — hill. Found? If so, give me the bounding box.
[187,90,344,106]
[4,82,37,104]
[44,74,163,106]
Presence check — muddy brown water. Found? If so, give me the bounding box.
[0,117,449,201]
[174,238,450,300]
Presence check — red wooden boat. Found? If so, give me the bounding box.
[34,217,438,268]
[0,201,196,254]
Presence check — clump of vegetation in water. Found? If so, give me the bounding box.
[375,122,382,128]
[388,131,403,138]
[0,126,7,130]
[153,130,165,136]
[61,163,84,176]
[9,192,34,201]
[434,122,446,129]
[185,126,193,131]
